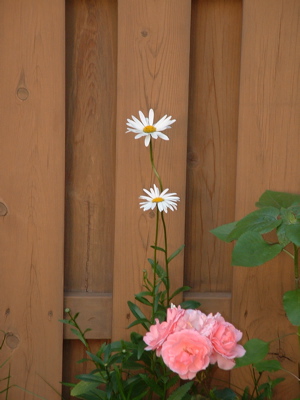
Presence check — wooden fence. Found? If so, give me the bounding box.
[0,0,299,399]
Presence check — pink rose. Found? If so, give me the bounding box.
[143,305,185,356]
[176,309,216,337]
[161,329,212,380]
[209,313,246,370]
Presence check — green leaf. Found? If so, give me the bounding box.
[169,286,191,301]
[127,301,150,330]
[139,374,164,397]
[151,245,166,253]
[254,359,282,372]
[213,387,239,400]
[86,351,105,368]
[235,339,269,367]
[256,190,300,209]
[166,381,193,400]
[232,231,283,266]
[135,292,152,306]
[70,328,88,347]
[127,318,151,329]
[284,223,300,246]
[283,289,300,325]
[167,244,185,264]
[179,300,201,310]
[210,222,237,242]
[71,374,102,396]
[276,223,292,247]
[228,207,281,240]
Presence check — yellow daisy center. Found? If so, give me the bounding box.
[143,125,156,133]
[152,197,164,203]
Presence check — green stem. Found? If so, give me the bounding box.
[149,140,163,191]
[293,244,300,383]
[151,208,160,324]
[161,212,170,305]
[294,244,299,290]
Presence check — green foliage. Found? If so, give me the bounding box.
[211,190,300,267]
[283,289,300,325]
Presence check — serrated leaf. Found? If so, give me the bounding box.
[256,190,300,209]
[283,289,300,325]
[228,207,281,240]
[232,231,283,266]
[210,222,237,242]
[166,381,193,400]
[284,224,300,246]
[235,339,269,367]
[276,223,292,247]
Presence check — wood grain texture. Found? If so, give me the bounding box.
[231,0,300,397]
[65,0,117,293]
[112,0,192,340]
[185,0,242,293]
[62,292,230,339]
[63,1,117,395]
[0,0,65,398]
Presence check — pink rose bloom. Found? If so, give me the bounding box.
[175,309,216,337]
[175,309,206,331]
[143,305,185,356]
[209,313,246,370]
[161,329,212,380]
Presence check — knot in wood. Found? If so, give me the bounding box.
[0,202,8,216]
[6,332,20,349]
[16,87,29,101]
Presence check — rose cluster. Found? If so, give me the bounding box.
[143,305,246,380]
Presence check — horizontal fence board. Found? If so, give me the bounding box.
[63,292,112,339]
[63,292,231,339]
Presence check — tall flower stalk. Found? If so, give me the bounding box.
[128,109,180,314]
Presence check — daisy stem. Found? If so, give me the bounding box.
[151,207,160,324]
[161,212,170,305]
[149,140,163,192]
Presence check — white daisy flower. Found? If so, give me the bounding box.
[139,184,180,213]
[126,109,176,147]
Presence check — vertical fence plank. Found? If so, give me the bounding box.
[63,0,117,394]
[186,0,242,387]
[232,0,300,397]
[186,0,242,296]
[0,0,65,398]
[112,0,192,340]
[65,0,117,294]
